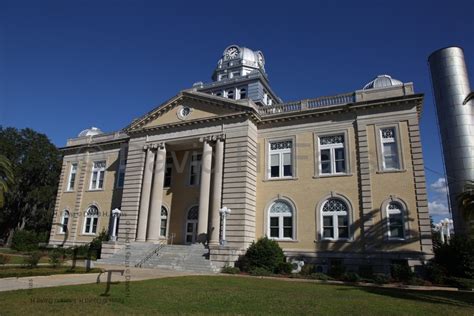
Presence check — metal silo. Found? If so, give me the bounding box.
[428,46,474,234]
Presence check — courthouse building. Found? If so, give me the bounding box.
[49,45,432,272]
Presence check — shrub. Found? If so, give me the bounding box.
[445,277,474,290]
[391,262,414,282]
[276,262,293,275]
[373,273,390,285]
[433,236,474,279]
[407,277,430,286]
[24,251,42,268]
[89,230,109,259]
[342,272,361,283]
[221,265,240,274]
[309,273,333,281]
[300,264,315,276]
[0,254,11,265]
[358,265,374,279]
[48,249,64,268]
[424,262,447,285]
[328,260,346,279]
[11,230,40,252]
[249,267,272,276]
[242,237,285,273]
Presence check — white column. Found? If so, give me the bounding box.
[136,147,155,242]
[197,139,213,242]
[147,143,166,242]
[210,138,224,245]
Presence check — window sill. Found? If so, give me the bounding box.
[386,238,407,242]
[86,189,105,192]
[317,239,352,243]
[81,233,98,236]
[376,169,406,174]
[313,173,353,179]
[263,177,298,182]
[272,239,299,243]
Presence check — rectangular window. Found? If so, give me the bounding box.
[323,216,334,238]
[268,140,293,179]
[319,135,346,175]
[116,159,126,188]
[270,217,279,238]
[338,215,349,238]
[90,161,106,190]
[164,156,173,187]
[388,213,404,239]
[189,154,202,186]
[380,128,400,170]
[67,163,77,191]
[283,216,293,238]
[160,219,167,237]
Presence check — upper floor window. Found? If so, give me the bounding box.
[239,87,247,99]
[83,206,99,234]
[60,210,69,233]
[321,198,349,240]
[189,154,202,186]
[164,156,173,187]
[67,163,77,191]
[268,200,294,240]
[269,140,293,179]
[215,91,222,97]
[232,71,240,78]
[116,159,126,188]
[226,89,234,99]
[319,135,346,175]
[380,128,400,170]
[90,161,106,190]
[387,202,405,239]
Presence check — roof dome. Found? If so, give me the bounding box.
[78,127,103,137]
[217,45,265,70]
[363,74,403,90]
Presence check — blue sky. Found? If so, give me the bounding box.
[1,0,473,223]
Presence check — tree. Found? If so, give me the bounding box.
[0,155,14,209]
[457,180,474,238]
[0,127,61,245]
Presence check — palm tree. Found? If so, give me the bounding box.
[0,155,14,208]
[457,180,474,237]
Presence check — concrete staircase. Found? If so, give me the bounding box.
[97,242,158,266]
[98,243,219,273]
[143,244,219,273]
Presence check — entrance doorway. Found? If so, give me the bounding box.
[185,206,199,244]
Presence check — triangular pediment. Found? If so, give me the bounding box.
[126,91,258,132]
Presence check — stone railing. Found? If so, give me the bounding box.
[259,92,355,116]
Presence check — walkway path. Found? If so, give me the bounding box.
[0,263,207,292]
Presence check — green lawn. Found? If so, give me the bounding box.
[0,276,473,315]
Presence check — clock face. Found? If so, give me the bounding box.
[225,46,240,59]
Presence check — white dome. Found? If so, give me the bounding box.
[363,74,403,90]
[78,127,103,137]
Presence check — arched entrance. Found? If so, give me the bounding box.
[185,205,198,244]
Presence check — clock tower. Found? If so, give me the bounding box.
[193,44,282,106]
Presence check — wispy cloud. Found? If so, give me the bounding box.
[428,200,449,216]
[430,177,448,194]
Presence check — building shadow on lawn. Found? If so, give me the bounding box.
[337,286,474,308]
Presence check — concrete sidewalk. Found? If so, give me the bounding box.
[0,264,208,292]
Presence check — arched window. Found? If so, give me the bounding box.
[84,206,99,234]
[227,89,234,99]
[60,210,69,234]
[160,206,168,237]
[387,202,405,239]
[188,206,198,220]
[268,200,294,239]
[321,198,349,240]
[239,88,247,99]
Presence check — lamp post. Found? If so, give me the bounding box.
[111,208,121,241]
[219,206,231,245]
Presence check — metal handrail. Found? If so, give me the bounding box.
[134,234,175,268]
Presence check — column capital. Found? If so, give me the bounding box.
[144,142,166,151]
[199,134,225,143]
